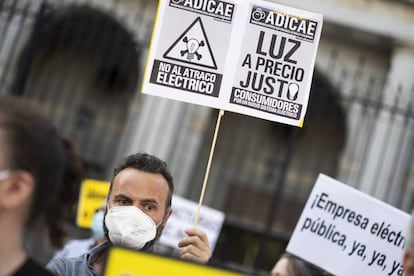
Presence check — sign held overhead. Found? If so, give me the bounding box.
[143,0,323,127]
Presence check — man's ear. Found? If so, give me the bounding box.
[164,208,173,224]
[0,171,34,210]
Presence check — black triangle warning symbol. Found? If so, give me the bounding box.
[163,17,217,70]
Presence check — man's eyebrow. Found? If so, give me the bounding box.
[113,194,132,201]
[141,199,159,205]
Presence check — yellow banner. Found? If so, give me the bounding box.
[76,179,110,228]
[104,247,246,276]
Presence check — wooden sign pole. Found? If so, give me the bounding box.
[193,109,225,227]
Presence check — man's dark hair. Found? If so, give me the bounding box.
[110,153,174,209]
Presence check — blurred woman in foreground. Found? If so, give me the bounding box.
[0,95,82,275]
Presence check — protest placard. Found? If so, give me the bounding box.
[144,0,235,109]
[287,174,410,276]
[103,247,246,275]
[224,1,321,126]
[159,195,225,252]
[143,0,323,127]
[76,179,110,228]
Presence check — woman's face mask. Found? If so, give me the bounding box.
[91,209,105,238]
[104,206,161,250]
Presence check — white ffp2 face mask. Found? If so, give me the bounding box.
[105,206,158,250]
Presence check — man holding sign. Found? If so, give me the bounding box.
[47,153,211,275]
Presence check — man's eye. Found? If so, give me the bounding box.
[145,205,154,211]
[117,199,130,205]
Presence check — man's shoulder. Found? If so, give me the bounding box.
[48,255,85,266]
[52,238,96,260]
[46,241,110,276]
[46,255,87,275]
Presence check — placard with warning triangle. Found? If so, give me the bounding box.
[163,17,217,70]
[142,0,323,127]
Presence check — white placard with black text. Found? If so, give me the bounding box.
[287,174,410,276]
[142,0,323,127]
